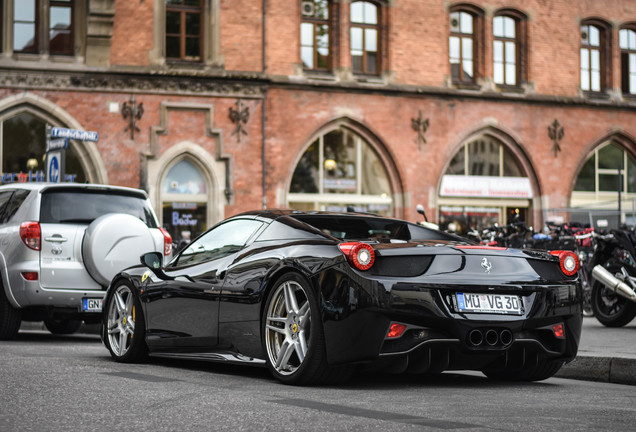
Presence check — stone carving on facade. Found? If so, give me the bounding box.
[411,110,429,150]
[229,99,250,142]
[548,119,564,157]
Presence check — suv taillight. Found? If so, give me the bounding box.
[19,222,41,251]
[159,227,172,256]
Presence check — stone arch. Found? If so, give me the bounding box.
[146,141,224,229]
[286,116,405,217]
[436,124,542,228]
[0,92,108,183]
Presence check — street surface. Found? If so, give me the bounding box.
[1,326,635,432]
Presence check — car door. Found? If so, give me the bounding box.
[142,218,264,351]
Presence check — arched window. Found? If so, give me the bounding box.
[572,141,636,226]
[350,1,380,75]
[580,19,612,94]
[493,10,527,87]
[161,158,208,250]
[288,127,394,215]
[449,4,484,85]
[1,111,86,183]
[439,135,532,232]
[300,0,332,71]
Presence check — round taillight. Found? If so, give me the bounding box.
[338,242,375,271]
[550,250,579,277]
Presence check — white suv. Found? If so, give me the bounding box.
[0,183,172,339]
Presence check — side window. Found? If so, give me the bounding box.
[0,191,15,223]
[175,219,263,267]
[2,189,30,223]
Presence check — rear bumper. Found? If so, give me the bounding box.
[319,268,583,372]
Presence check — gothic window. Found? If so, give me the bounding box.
[300,0,331,71]
[166,0,202,61]
[1,112,86,183]
[350,1,380,75]
[574,142,636,193]
[289,127,394,216]
[620,27,636,95]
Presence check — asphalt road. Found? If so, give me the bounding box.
[1,329,636,431]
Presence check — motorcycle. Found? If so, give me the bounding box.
[590,228,636,327]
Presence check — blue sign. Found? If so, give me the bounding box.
[47,153,61,183]
[46,138,68,152]
[50,127,99,142]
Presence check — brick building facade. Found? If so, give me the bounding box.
[1,0,636,242]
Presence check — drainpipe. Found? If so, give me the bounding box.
[261,0,268,209]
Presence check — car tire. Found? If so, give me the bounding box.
[483,360,564,382]
[43,319,83,335]
[262,272,352,385]
[103,281,147,363]
[591,274,636,327]
[0,284,21,341]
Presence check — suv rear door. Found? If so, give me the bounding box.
[39,187,160,290]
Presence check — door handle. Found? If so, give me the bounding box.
[45,236,68,243]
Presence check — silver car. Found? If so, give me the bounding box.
[0,183,172,339]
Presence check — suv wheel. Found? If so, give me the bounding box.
[44,319,82,335]
[0,284,22,340]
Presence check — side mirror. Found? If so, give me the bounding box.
[140,252,173,280]
[416,204,429,222]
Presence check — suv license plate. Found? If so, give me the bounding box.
[457,293,522,315]
[82,298,103,312]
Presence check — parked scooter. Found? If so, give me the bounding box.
[590,229,636,327]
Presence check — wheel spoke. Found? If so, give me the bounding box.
[296,331,308,361]
[114,292,126,315]
[118,330,127,355]
[275,339,294,370]
[283,282,299,314]
[266,324,286,335]
[267,316,287,324]
[298,302,310,330]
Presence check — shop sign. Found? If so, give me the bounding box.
[440,175,533,198]
[172,211,198,226]
[50,127,99,142]
[0,171,78,184]
[324,179,357,191]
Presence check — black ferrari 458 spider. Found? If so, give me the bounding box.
[102,210,582,385]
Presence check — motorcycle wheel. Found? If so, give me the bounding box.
[591,270,636,327]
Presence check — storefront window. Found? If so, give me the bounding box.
[161,159,208,252]
[1,112,86,183]
[289,127,393,215]
[439,136,531,232]
[574,142,636,193]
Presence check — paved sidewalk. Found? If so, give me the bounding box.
[557,317,636,385]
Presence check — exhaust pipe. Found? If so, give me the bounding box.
[592,265,636,302]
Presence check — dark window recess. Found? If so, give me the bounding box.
[166,0,202,61]
[40,190,157,227]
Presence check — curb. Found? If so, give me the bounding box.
[557,355,636,386]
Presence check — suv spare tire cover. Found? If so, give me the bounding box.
[82,213,156,286]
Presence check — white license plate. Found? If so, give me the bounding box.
[82,298,103,312]
[456,293,522,315]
